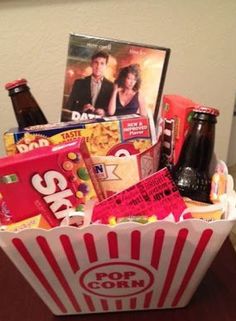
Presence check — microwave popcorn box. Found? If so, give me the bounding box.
[0,200,236,316]
[161,95,199,165]
[0,139,103,227]
[91,142,161,198]
[4,114,156,157]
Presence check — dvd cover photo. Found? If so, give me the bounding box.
[61,33,170,123]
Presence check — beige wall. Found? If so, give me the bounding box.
[228,116,236,166]
[0,0,236,161]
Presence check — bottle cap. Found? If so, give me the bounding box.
[193,105,220,117]
[5,79,27,90]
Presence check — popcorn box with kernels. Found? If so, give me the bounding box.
[0,139,104,227]
[4,114,156,157]
[91,141,161,198]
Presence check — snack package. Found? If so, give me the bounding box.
[4,114,156,157]
[161,95,199,165]
[92,167,190,224]
[108,214,158,225]
[0,214,51,232]
[210,160,228,203]
[184,198,225,221]
[0,139,103,227]
[91,141,161,198]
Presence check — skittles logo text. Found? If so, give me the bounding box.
[31,170,74,219]
[80,262,154,297]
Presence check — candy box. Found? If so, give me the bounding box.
[4,114,156,157]
[161,95,199,165]
[0,139,103,227]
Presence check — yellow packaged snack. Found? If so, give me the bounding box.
[92,142,160,198]
[1,214,51,232]
[184,198,224,221]
[4,114,156,157]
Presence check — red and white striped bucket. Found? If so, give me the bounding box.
[0,214,236,315]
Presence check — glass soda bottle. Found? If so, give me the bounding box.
[5,78,48,128]
[173,106,219,203]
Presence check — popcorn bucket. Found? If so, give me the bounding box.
[0,201,236,316]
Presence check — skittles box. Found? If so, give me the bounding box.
[0,139,104,227]
[4,114,156,157]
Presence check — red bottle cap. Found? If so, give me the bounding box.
[5,79,27,90]
[193,105,220,117]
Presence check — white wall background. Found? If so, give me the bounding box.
[0,0,236,162]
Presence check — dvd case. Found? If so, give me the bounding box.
[61,33,170,122]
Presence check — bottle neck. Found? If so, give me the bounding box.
[7,84,47,128]
[176,115,216,172]
[8,84,30,96]
[9,85,39,111]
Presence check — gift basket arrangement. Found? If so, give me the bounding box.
[0,33,236,316]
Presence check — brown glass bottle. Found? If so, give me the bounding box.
[5,79,48,128]
[173,106,219,203]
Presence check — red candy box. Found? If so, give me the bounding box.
[0,139,103,227]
